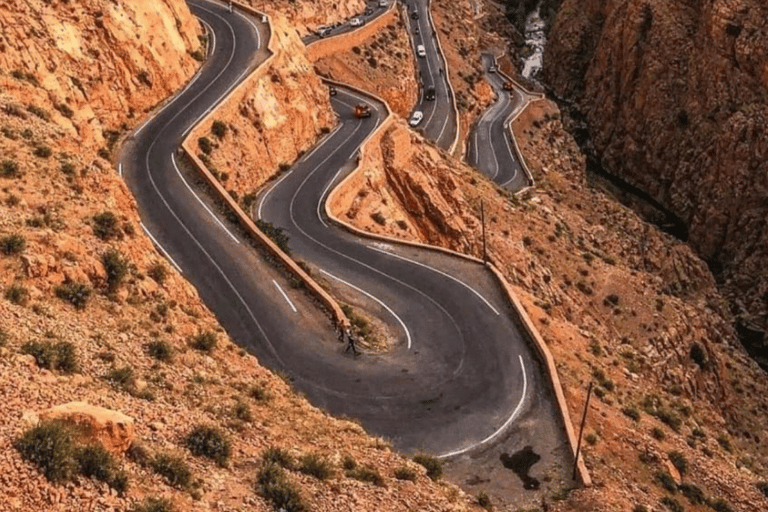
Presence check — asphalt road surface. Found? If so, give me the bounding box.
[120,0,569,475]
[467,53,530,191]
[302,0,390,45]
[404,0,457,150]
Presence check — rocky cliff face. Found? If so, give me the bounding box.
[544,0,768,360]
[190,13,336,202]
[332,98,768,510]
[0,0,202,142]
[243,0,365,35]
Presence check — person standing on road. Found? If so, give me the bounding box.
[344,331,360,356]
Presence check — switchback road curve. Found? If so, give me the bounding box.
[468,53,531,191]
[121,0,567,463]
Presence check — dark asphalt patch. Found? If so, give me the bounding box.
[499,445,541,489]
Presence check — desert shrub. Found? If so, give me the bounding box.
[689,343,708,369]
[651,427,666,440]
[298,453,332,480]
[370,211,386,225]
[678,483,705,504]
[585,433,598,445]
[477,491,492,510]
[27,104,50,121]
[622,406,641,421]
[148,262,168,283]
[341,454,356,471]
[190,49,205,62]
[33,145,52,158]
[77,443,128,492]
[190,331,217,352]
[61,161,76,176]
[393,466,417,482]
[659,496,684,512]
[0,327,7,346]
[21,340,78,373]
[106,365,135,391]
[716,435,732,453]
[184,425,230,466]
[211,120,228,139]
[130,497,175,512]
[655,471,678,493]
[1,159,19,177]
[55,282,91,310]
[347,465,384,486]
[198,136,213,154]
[757,481,768,498]
[249,384,270,402]
[708,498,733,512]
[255,219,291,254]
[14,420,78,483]
[262,446,293,469]
[256,463,307,512]
[232,400,252,422]
[93,211,121,240]
[150,453,192,489]
[668,451,688,476]
[0,234,26,255]
[633,505,649,512]
[55,103,74,118]
[5,283,29,305]
[413,454,442,480]
[147,340,173,362]
[102,249,130,292]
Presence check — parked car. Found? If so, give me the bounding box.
[409,111,424,126]
[317,26,331,37]
[350,17,364,27]
[365,7,374,15]
[416,44,426,58]
[488,65,497,73]
[378,0,389,7]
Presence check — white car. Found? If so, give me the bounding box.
[409,111,424,126]
[350,17,364,27]
[378,0,388,7]
[416,44,426,58]
[488,65,497,73]
[317,27,331,37]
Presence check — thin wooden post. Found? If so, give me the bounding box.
[573,381,593,481]
[481,200,487,263]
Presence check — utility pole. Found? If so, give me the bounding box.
[481,200,487,263]
[572,381,593,481]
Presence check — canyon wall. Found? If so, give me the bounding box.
[544,0,768,358]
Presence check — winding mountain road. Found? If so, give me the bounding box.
[468,54,532,191]
[120,0,570,481]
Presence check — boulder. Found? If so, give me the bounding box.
[37,401,135,454]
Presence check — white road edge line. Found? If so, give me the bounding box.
[118,163,122,177]
[272,279,297,312]
[369,246,500,315]
[320,268,412,350]
[438,355,528,459]
[140,223,183,273]
[170,153,240,244]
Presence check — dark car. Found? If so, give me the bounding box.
[411,10,419,19]
[425,86,435,101]
[329,85,337,96]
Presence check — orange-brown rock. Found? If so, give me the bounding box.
[37,402,135,454]
[545,0,768,359]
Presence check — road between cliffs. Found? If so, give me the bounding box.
[120,0,564,461]
[468,53,533,191]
